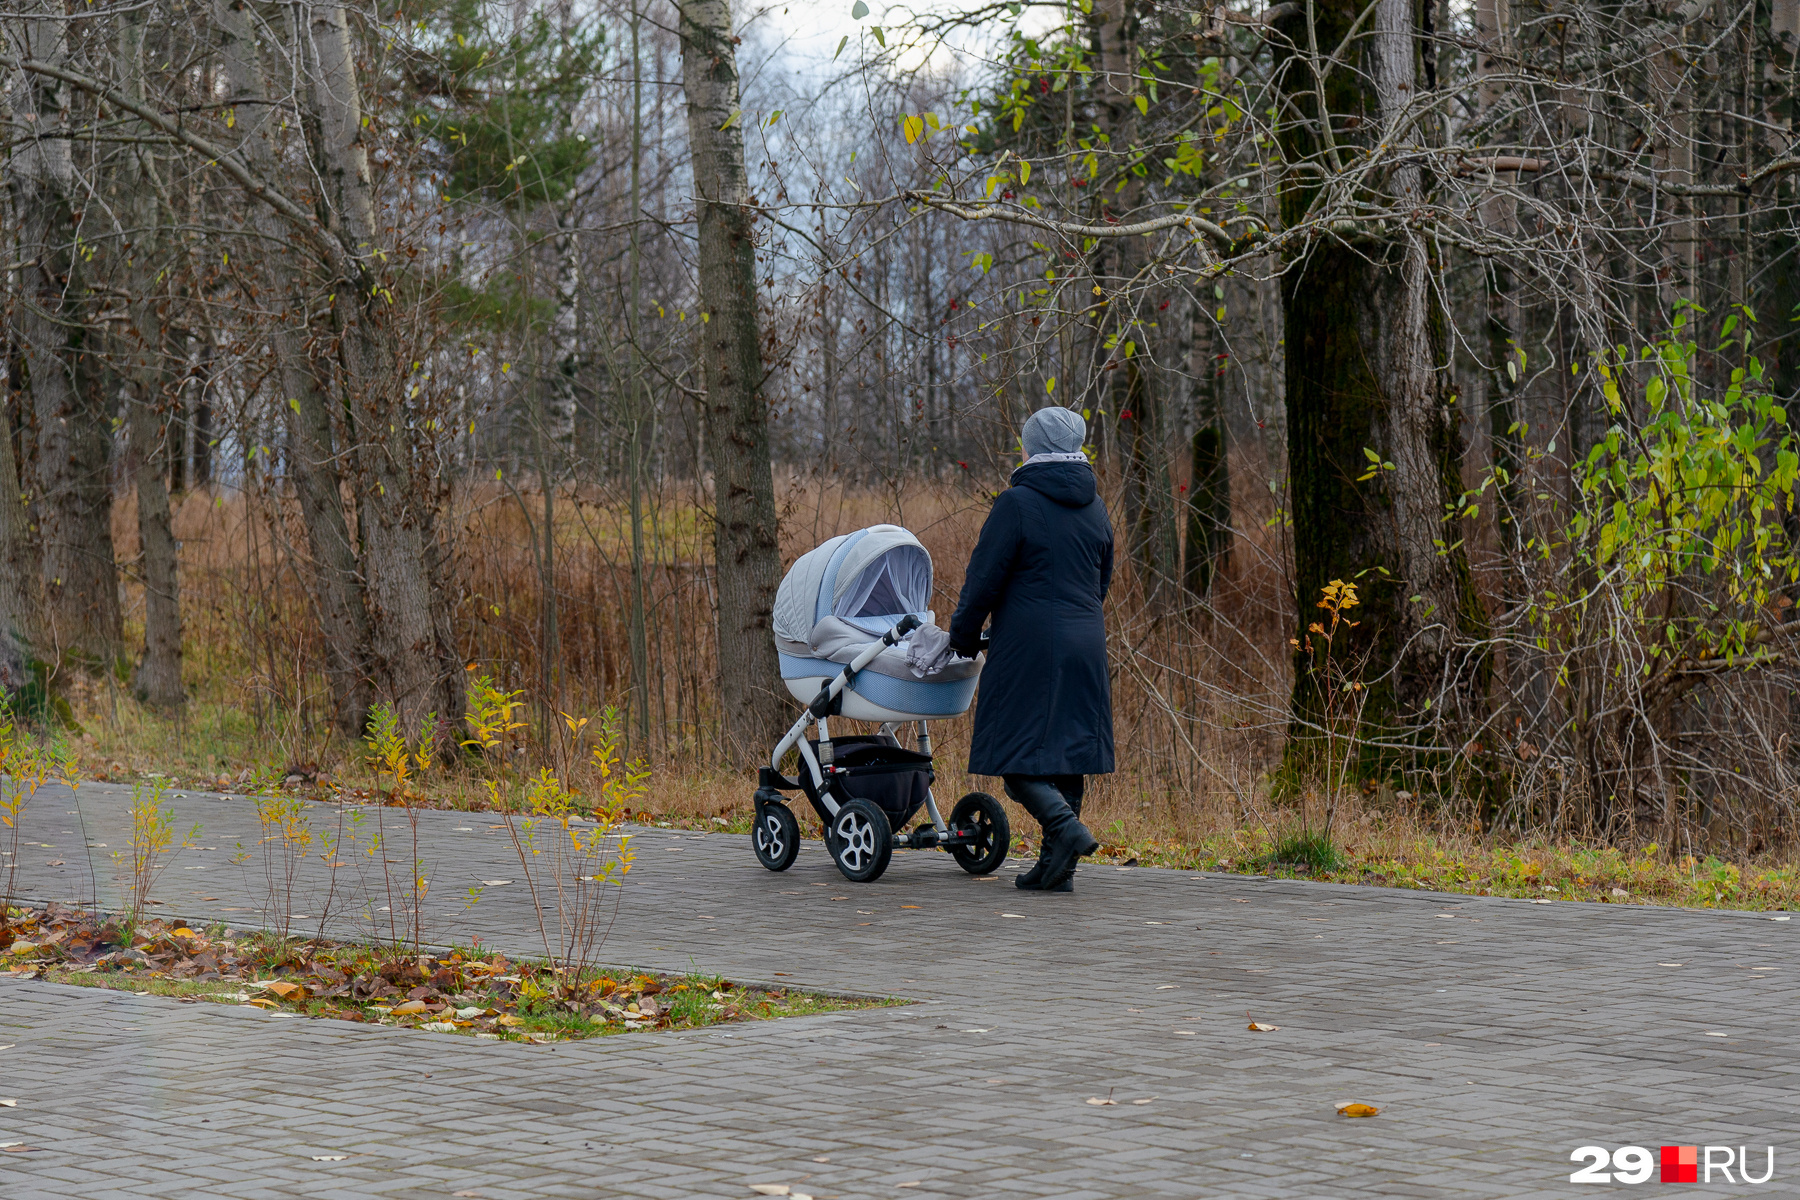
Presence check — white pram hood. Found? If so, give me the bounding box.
[773,524,932,643]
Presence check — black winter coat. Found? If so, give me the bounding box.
[949,461,1115,777]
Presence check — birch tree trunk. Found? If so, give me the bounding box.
[1276,0,1483,750]
[214,0,373,736]
[119,4,183,710]
[8,7,120,666]
[676,0,782,761]
[306,0,463,737]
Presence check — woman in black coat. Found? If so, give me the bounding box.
[949,406,1113,892]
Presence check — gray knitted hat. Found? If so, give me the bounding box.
[1020,406,1087,457]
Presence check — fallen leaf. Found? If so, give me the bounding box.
[1085,1096,1117,1106]
[1001,913,1026,918]
[1337,1102,1380,1118]
[421,1021,458,1032]
[0,1099,14,1107]
[241,998,278,1009]
[900,905,921,909]
[1246,1011,1280,1032]
[495,1013,524,1027]
[479,880,512,887]
[311,1154,349,1161]
[1155,985,1178,990]
[1174,1030,1196,1036]
[749,1187,791,1197]
[171,928,198,937]
[263,980,305,1001]
[1,1144,39,1153]
[1132,1097,1155,1105]
[391,999,428,1015]
[44,860,62,867]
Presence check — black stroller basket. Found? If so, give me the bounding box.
[797,735,933,831]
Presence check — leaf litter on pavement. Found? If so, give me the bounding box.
[2,902,891,1041]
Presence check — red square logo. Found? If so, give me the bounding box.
[1662,1146,1698,1183]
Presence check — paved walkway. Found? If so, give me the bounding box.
[1,782,1794,1197]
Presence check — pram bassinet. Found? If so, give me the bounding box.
[751,524,1007,883]
[771,524,980,721]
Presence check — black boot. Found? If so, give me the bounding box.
[1019,792,1082,890]
[1014,845,1051,890]
[1006,778,1096,892]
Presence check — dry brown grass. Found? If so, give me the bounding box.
[76,465,1312,851]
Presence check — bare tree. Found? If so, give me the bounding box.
[214,0,373,736]
[676,0,782,759]
[8,5,119,666]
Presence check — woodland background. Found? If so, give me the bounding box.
[2,0,1800,863]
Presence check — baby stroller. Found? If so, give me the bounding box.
[751,524,1009,883]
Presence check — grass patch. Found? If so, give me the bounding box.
[1265,829,1342,874]
[4,906,894,1042]
[1080,830,1800,910]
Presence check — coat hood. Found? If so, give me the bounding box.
[1009,460,1097,507]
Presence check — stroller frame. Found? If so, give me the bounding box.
[753,614,1009,882]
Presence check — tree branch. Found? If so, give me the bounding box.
[903,190,1251,249]
[0,52,357,283]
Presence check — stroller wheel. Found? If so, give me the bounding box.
[827,798,893,883]
[752,799,801,872]
[949,792,1010,875]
